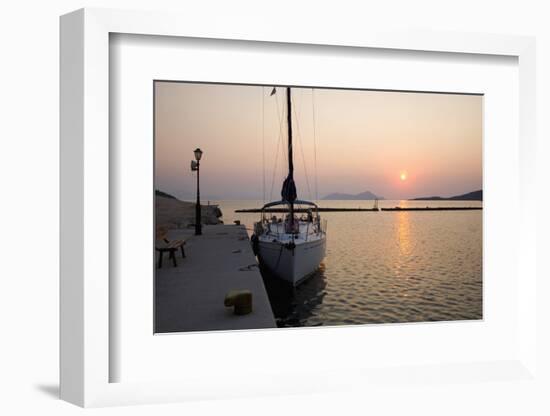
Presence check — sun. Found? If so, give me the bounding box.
[400,171,407,181]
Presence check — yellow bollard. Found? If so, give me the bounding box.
[224,290,253,315]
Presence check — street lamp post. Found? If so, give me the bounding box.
[191,148,203,235]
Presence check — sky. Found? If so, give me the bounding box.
[155,81,482,201]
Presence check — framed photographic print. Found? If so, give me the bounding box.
[153,80,483,334]
[60,8,538,408]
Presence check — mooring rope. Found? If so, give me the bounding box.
[274,242,284,270]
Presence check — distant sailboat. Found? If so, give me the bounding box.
[251,87,327,286]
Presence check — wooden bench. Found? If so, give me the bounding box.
[156,227,186,268]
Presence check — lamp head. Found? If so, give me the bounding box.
[194,148,203,161]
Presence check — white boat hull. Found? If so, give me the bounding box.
[256,237,326,286]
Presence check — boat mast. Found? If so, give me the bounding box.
[279,87,297,230]
[286,87,294,227]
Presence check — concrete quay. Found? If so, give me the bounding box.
[155,224,276,333]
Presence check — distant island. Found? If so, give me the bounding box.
[412,189,482,201]
[322,190,384,200]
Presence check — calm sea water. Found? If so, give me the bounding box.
[211,199,483,327]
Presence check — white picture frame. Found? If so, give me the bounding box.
[60,7,538,407]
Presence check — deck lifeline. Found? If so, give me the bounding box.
[155,224,276,333]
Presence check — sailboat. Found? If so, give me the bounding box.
[251,87,327,286]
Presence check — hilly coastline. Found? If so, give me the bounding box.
[412,189,482,201]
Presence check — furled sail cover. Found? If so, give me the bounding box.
[281,175,297,203]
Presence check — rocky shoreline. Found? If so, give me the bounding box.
[156,194,223,229]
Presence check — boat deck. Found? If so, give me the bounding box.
[258,220,325,243]
[155,225,276,333]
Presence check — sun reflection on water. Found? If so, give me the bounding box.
[396,211,412,257]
